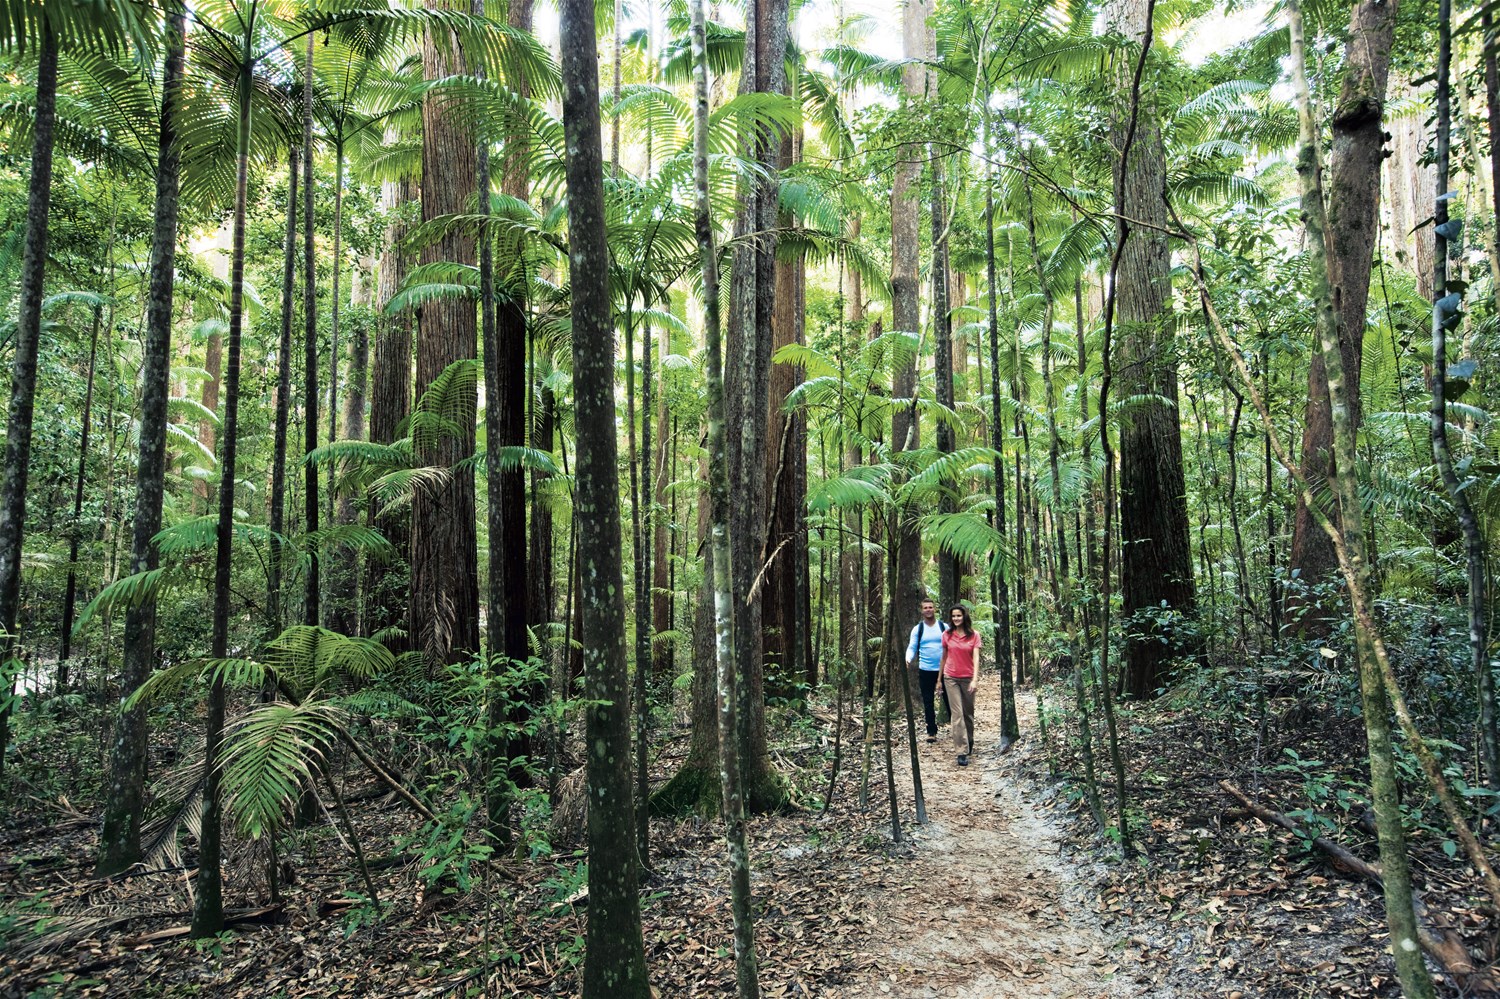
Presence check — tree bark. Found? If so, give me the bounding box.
[889,0,929,646]
[414,1,481,668]
[764,127,809,692]
[725,0,791,813]
[60,304,101,666]
[692,0,761,988]
[367,176,414,651]
[1286,7,1434,991]
[96,11,183,872]
[1106,0,1195,699]
[194,51,256,940]
[480,0,534,839]
[1287,0,1399,607]
[269,147,299,636]
[558,0,652,987]
[303,34,321,628]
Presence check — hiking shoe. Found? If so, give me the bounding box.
[926,735,937,743]
[957,754,969,767]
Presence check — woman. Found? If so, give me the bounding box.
[939,604,981,766]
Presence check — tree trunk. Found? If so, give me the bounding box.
[1287,4,1434,991]
[366,176,414,651]
[692,0,761,988]
[269,147,299,636]
[1107,0,1195,699]
[197,331,221,512]
[414,1,481,668]
[303,34,321,628]
[1429,0,1497,793]
[1287,0,1399,609]
[932,154,957,611]
[889,0,929,652]
[650,453,722,817]
[765,130,809,693]
[60,304,101,667]
[96,12,183,873]
[479,0,534,838]
[327,198,368,638]
[725,0,791,814]
[984,116,1018,746]
[194,54,256,940]
[558,0,652,987]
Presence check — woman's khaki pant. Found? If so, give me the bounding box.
[943,675,976,754]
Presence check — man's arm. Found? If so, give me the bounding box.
[905,624,919,665]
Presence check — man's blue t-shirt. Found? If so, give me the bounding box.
[906,620,948,672]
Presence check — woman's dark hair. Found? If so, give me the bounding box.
[948,604,973,636]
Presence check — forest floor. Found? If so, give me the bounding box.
[1,675,1492,997]
[818,693,1201,999]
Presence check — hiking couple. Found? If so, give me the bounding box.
[904,598,981,767]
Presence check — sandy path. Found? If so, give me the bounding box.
[823,692,1176,999]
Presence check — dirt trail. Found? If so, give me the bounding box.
[824,692,1181,999]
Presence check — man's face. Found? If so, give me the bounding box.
[920,601,936,621]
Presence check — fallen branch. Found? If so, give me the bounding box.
[1220,781,1491,989]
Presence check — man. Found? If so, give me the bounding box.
[905,597,948,742]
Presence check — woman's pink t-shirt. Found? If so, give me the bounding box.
[942,629,981,679]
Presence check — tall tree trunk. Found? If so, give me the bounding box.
[1287,0,1399,611]
[650,452,721,817]
[303,34,321,627]
[650,329,672,676]
[558,0,652,988]
[194,52,256,940]
[983,115,1018,746]
[931,154,957,610]
[1287,4,1434,991]
[415,1,481,668]
[326,143,365,637]
[269,147,299,636]
[96,11,183,872]
[60,304,102,667]
[725,0,791,813]
[1429,0,1497,792]
[1107,0,1195,699]
[889,0,929,652]
[366,176,413,650]
[195,330,221,512]
[479,0,533,838]
[765,122,808,693]
[692,0,761,989]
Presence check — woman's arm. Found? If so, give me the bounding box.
[968,637,981,692]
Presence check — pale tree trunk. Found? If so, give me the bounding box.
[96,12,183,872]
[414,1,481,668]
[692,0,760,989]
[1105,0,1195,699]
[197,332,221,512]
[559,0,652,988]
[1288,0,1399,609]
[889,0,930,647]
[327,246,369,636]
[725,0,791,814]
[650,451,721,816]
[932,154,957,610]
[1285,6,1434,990]
[303,34,320,627]
[1429,0,1497,792]
[268,147,299,635]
